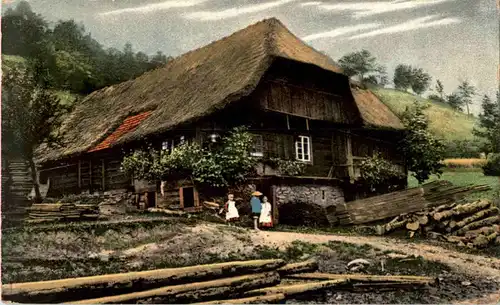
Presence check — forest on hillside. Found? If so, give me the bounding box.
[1,1,172,95]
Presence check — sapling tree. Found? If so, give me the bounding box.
[2,67,73,202]
[399,102,445,184]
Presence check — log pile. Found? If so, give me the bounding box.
[374,199,500,249]
[26,203,101,223]
[1,259,435,304]
[334,181,491,225]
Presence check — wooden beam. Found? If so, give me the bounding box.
[101,159,105,191]
[78,160,81,189]
[194,187,199,207]
[346,131,354,178]
[89,159,92,193]
[271,185,279,225]
[179,187,184,209]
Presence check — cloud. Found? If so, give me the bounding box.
[183,0,295,21]
[300,1,322,6]
[99,0,206,16]
[302,23,382,41]
[348,15,461,39]
[303,0,457,18]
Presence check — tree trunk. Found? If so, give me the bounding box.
[2,259,285,303]
[194,293,286,304]
[28,156,42,203]
[71,272,280,304]
[277,260,318,276]
[243,279,348,298]
[285,273,436,285]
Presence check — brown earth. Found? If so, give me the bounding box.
[2,221,500,304]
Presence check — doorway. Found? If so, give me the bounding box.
[182,187,195,208]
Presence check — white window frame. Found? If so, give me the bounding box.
[250,134,264,157]
[295,135,311,162]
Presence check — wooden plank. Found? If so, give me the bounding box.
[346,131,354,178]
[194,188,200,207]
[77,160,81,189]
[101,159,105,191]
[179,188,184,209]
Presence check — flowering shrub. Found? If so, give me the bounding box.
[121,127,257,188]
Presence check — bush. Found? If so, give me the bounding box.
[443,139,482,158]
[359,152,405,191]
[482,154,500,176]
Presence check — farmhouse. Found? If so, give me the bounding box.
[35,18,406,217]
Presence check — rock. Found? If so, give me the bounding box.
[461,281,472,286]
[335,294,342,300]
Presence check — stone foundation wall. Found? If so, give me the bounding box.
[274,184,344,208]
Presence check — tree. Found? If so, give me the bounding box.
[363,65,389,87]
[473,94,500,154]
[435,80,445,100]
[446,92,464,111]
[1,1,49,57]
[457,80,476,116]
[428,79,446,103]
[393,64,431,95]
[393,64,413,91]
[399,102,445,184]
[338,50,377,82]
[2,68,73,202]
[410,68,431,95]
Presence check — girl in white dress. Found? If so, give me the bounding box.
[259,196,273,228]
[225,194,239,224]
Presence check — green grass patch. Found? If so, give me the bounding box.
[408,171,500,201]
[372,87,478,142]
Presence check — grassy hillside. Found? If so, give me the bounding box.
[2,55,79,105]
[372,87,478,142]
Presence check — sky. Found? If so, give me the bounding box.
[2,0,499,114]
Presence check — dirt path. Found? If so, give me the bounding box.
[246,228,500,280]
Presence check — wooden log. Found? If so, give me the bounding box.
[453,200,491,215]
[464,225,500,237]
[384,219,408,233]
[472,232,498,248]
[70,272,281,304]
[418,215,429,226]
[406,221,420,231]
[194,293,285,304]
[285,273,436,285]
[2,259,285,303]
[243,279,348,297]
[452,216,500,236]
[451,207,499,230]
[277,260,318,276]
[433,209,454,221]
[147,207,186,216]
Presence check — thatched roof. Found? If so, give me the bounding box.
[36,18,402,163]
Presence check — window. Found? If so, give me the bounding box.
[161,141,169,151]
[250,135,264,157]
[295,135,311,162]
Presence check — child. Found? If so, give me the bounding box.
[259,196,273,228]
[225,194,239,225]
[250,191,262,230]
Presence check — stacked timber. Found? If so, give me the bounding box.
[335,181,491,225]
[1,259,434,304]
[374,199,500,249]
[26,203,100,223]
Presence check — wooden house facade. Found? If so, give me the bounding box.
[35,18,406,217]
